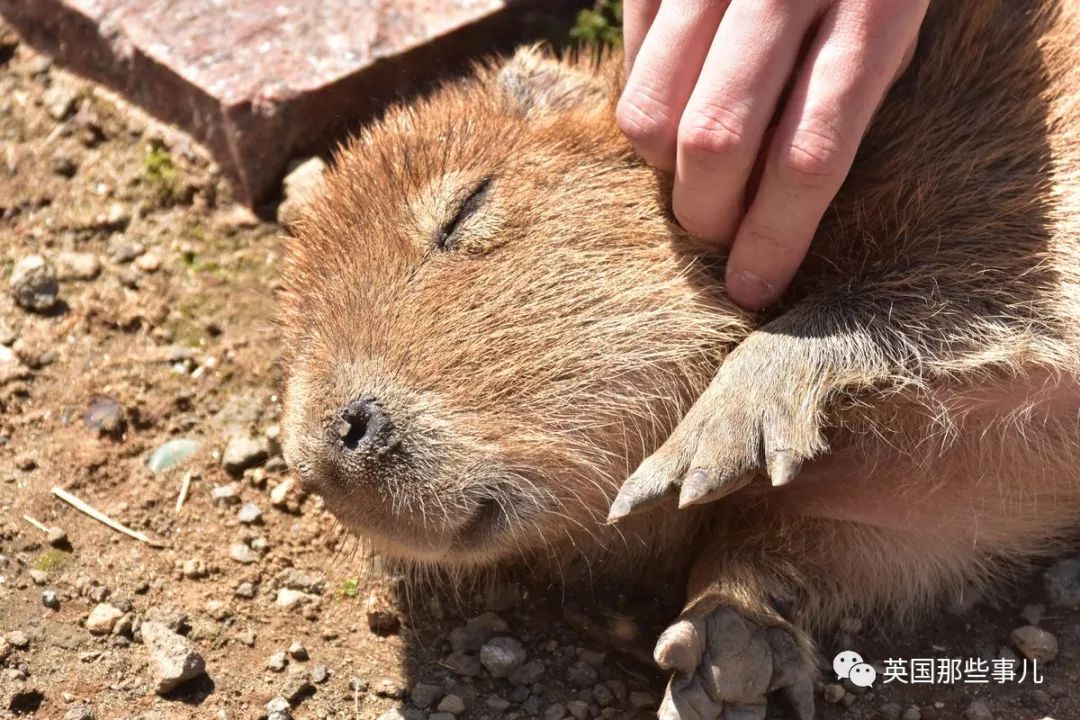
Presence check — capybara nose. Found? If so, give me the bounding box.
[334,396,395,454]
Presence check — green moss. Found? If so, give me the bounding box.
[34,548,72,572]
[337,579,360,598]
[570,0,623,47]
[143,140,182,204]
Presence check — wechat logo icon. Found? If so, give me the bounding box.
[834,650,877,688]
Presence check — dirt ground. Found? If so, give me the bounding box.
[1,18,1079,720]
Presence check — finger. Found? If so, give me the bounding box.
[623,0,661,72]
[725,0,930,310]
[672,0,823,244]
[616,0,730,171]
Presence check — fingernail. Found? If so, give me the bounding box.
[729,269,775,310]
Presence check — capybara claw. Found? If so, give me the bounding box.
[656,603,816,720]
[607,455,680,522]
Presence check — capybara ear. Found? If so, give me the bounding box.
[497,46,607,116]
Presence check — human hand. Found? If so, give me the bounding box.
[618,0,929,309]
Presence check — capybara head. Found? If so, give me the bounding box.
[280,49,750,569]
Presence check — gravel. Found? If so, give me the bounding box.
[85,604,124,635]
[182,558,208,579]
[210,483,240,505]
[443,651,482,677]
[1010,625,1059,662]
[566,659,598,689]
[10,255,59,312]
[287,640,308,660]
[280,666,313,702]
[43,82,79,120]
[437,694,465,714]
[54,251,101,281]
[267,650,288,672]
[141,620,206,694]
[409,682,442,709]
[41,590,60,609]
[449,612,509,653]
[266,696,292,720]
[221,432,270,476]
[480,636,526,678]
[543,702,565,720]
[310,664,330,684]
[823,683,846,704]
[7,631,29,649]
[237,502,262,524]
[228,542,259,564]
[45,527,68,547]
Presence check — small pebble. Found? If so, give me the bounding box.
[222,433,270,476]
[229,543,259,565]
[266,696,292,720]
[280,666,313,702]
[43,83,79,120]
[1010,625,1059,662]
[182,559,208,579]
[567,700,589,720]
[480,636,526,678]
[54,251,101,281]
[486,696,511,713]
[211,484,240,505]
[437,694,465,714]
[543,704,565,720]
[566,659,598,689]
[108,238,145,264]
[823,684,846,704]
[141,621,206,694]
[134,251,163,273]
[63,706,94,720]
[10,255,59,312]
[42,590,60,610]
[85,603,124,635]
[409,682,441,709]
[310,664,329,684]
[45,527,68,547]
[237,502,262,524]
[234,582,256,599]
[7,631,29,649]
[267,651,288,672]
[288,640,308,660]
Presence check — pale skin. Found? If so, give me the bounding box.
[617,0,931,310]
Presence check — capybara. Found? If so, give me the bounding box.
[279,1,1080,717]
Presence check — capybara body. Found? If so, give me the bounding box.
[280,1,1080,716]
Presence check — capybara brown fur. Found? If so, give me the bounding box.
[279,1,1080,717]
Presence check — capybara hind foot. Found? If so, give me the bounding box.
[610,332,831,521]
[656,600,815,720]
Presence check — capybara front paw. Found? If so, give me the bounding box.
[655,604,815,720]
[608,335,827,521]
